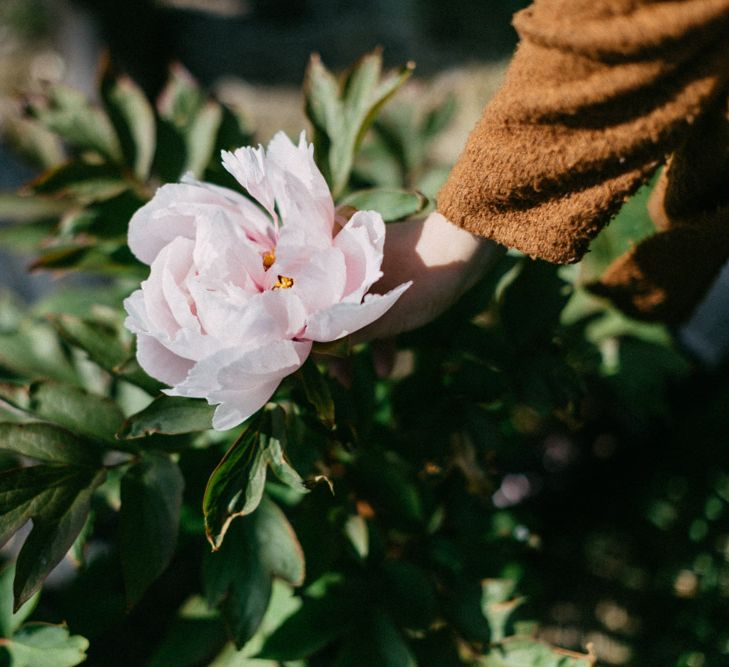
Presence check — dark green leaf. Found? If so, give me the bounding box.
[203,415,267,549]
[500,260,571,348]
[28,381,124,443]
[204,496,304,648]
[257,576,353,661]
[2,466,107,608]
[101,68,156,179]
[119,396,214,439]
[0,423,98,465]
[334,610,416,667]
[0,623,89,667]
[340,188,427,222]
[29,161,127,203]
[120,453,184,607]
[50,314,127,374]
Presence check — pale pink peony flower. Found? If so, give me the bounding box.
[124,131,410,430]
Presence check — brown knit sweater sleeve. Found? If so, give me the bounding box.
[437,0,729,265]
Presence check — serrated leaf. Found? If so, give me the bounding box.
[0,623,89,667]
[120,396,214,439]
[340,188,427,222]
[0,465,107,608]
[120,453,183,607]
[204,497,304,648]
[0,423,98,465]
[0,564,39,638]
[101,67,156,180]
[28,381,124,443]
[27,83,122,161]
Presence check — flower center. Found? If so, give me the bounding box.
[262,249,276,270]
[272,275,294,290]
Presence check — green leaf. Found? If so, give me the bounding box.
[340,188,427,222]
[203,410,307,549]
[257,576,353,661]
[0,623,89,667]
[203,415,268,549]
[481,579,524,644]
[147,596,227,667]
[120,452,184,607]
[481,638,596,667]
[296,360,335,427]
[0,323,78,384]
[1,116,65,169]
[185,100,223,178]
[101,67,156,180]
[334,610,416,667]
[304,50,414,198]
[28,83,122,161]
[0,465,107,608]
[119,396,214,439]
[0,564,39,638]
[0,423,98,465]
[29,161,127,203]
[49,314,126,373]
[499,260,571,348]
[157,64,205,128]
[0,194,69,224]
[28,381,125,443]
[204,496,304,648]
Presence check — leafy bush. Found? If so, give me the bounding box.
[0,50,726,667]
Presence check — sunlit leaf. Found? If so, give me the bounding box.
[340,188,427,222]
[0,623,89,666]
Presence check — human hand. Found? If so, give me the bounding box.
[353,211,503,341]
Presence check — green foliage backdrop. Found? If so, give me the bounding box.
[0,51,726,667]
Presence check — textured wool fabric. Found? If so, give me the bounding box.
[590,105,729,323]
[438,0,729,270]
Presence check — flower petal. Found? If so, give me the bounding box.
[136,334,194,386]
[220,146,276,219]
[167,339,312,429]
[128,180,272,265]
[333,210,386,302]
[304,281,412,342]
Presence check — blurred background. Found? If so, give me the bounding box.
[0,0,524,298]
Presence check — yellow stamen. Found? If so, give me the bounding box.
[262,249,276,270]
[272,274,294,290]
